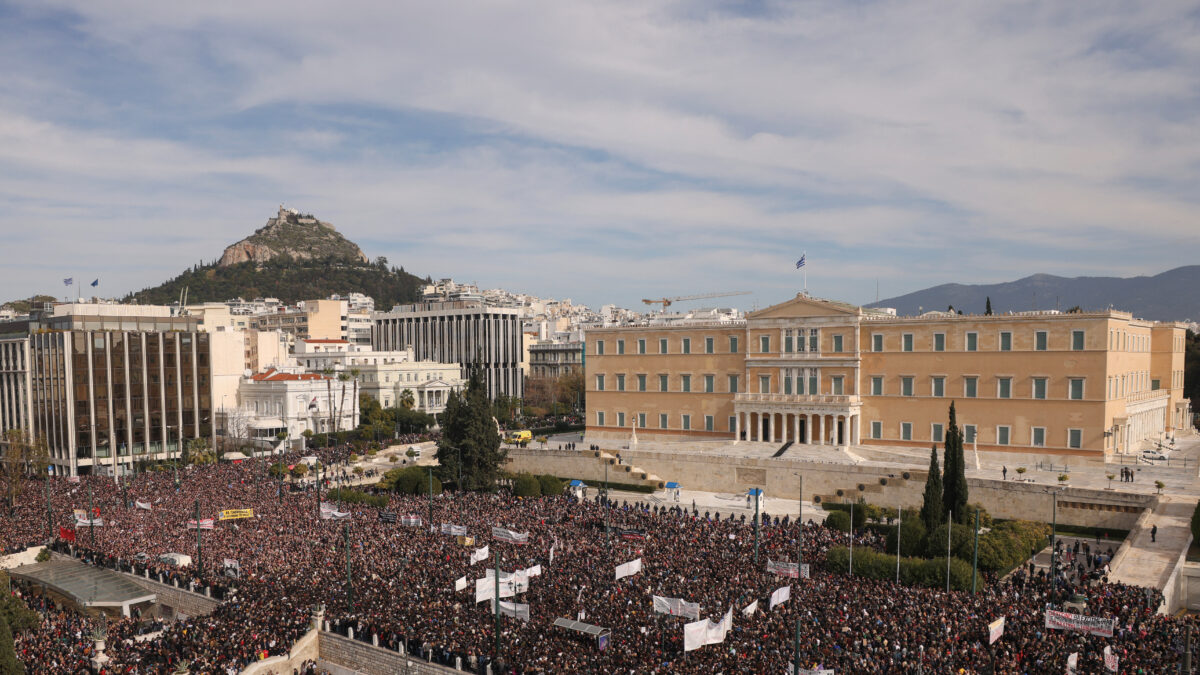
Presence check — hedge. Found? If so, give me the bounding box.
[826,546,974,591]
[330,489,388,509]
[825,511,851,532]
[822,502,866,529]
[380,466,442,496]
[513,474,542,497]
[537,475,565,496]
[576,478,656,494]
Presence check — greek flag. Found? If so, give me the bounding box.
[63,277,73,286]
[795,255,806,269]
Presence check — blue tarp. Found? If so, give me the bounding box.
[748,488,764,496]
[569,480,585,486]
[665,482,680,489]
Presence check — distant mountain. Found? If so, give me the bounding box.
[1,294,56,313]
[126,207,428,308]
[868,266,1200,322]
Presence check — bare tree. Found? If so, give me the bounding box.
[1,429,49,508]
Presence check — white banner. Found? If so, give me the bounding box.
[788,666,834,675]
[742,600,758,616]
[524,564,542,578]
[75,517,104,527]
[185,518,212,530]
[682,606,733,652]
[442,523,468,536]
[485,569,530,593]
[767,559,799,578]
[988,616,1005,645]
[400,515,423,527]
[320,502,350,520]
[135,500,152,511]
[615,557,643,580]
[800,563,811,579]
[652,595,701,620]
[492,526,530,545]
[498,601,531,622]
[455,575,468,592]
[769,585,791,610]
[1066,652,1078,675]
[1103,646,1118,672]
[470,545,490,565]
[1044,609,1114,637]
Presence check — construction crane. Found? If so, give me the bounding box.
[641,291,750,311]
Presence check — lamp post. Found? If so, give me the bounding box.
[344,523,354,608]
[194,498,203,576]
[88,483,95,547]
[427,467,434,529]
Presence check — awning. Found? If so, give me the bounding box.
[748,488,764,496]
[249,418,285,428]
[10,559,156,617]
[569,480,585,487]
[665,482,681,489]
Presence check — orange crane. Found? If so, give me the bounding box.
[641,291,750,311]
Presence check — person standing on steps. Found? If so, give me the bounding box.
[1151,524,1157,543]
[1002,466,1007,481]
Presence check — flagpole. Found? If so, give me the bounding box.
[803,251,807,293]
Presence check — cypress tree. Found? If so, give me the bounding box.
[0,613,22,675]
[435,369,507,491]
[943,402,969,523]
[942,423,957,522]
[920,445,944,530]
[985,297,993,315]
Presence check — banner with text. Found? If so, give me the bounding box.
[652,595,701,620]
[1044,610,1114,638]
[499,601,531,622]
[219,508,254,521]
[186,518,214,530]
[767,559,799,578]
[135,500,152,511]
[442,523,468,536]
[492,526,530,545]
[988,617,1005,645]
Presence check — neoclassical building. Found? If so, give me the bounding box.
[585,294,1191,459]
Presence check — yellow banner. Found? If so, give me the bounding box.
[219,508,254,521]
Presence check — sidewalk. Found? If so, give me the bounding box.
[1108,496,1194,589]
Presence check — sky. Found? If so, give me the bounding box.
[1,1,1198,313]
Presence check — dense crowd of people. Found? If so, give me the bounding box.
[1,445,1196,673]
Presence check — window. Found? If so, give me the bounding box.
[809,329,818,352]
[1032,427,1045,447]
[705,415,714,431]
[1033,377,1047,400]
[966,332,977,352]
[871,421,882,439]
[760,335,770,353]
[998,377,1012,398]
[784,331,794,353]
[996,426,1010,445]
[1069,378,1084,400]
[597,411,605,426]
[833,335,843,353]
[681,375,691,393]
[901,422,912,441]
[871,376,883,396]
[932,423,944,443]
[964,376,977,398]
[1072,330,1084,351]
[728,375,739,393]
[932,376,945,397]
[963,425,976,444]
[1035,331,1047,351]
[682,415,691,430]
[831,376,844,395]
[901,376,914,397]
[637,339,646,354]
[659,413,668,429]
[617,340,625,355]
[659,374,669,392]
[617,412,625,427]
[705,337,714,354]
[729,336,739,353]
[660,338,668,354]
[682,338,691,355]
[1152,379,1161,391]
[999,332,1012,351]
[1067,428,1082,449]
[638,413,647,429]
[759,375,770,393]
[783,373,792,395]
[596,340,605,355]
[637,374,647,392]
[903,333,914,352]
[704,375,715,393]
[809,370,818,394]
[596,375,605,391]
[872,334,883,352]
[616,374,625,391]
[729,416,736,432]
[934,333,945,352]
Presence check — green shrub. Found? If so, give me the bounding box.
[577,479,656,494]
[334,489,388,508]
[886,514,928,558]
[381,466,442,495]
[826,546,974,591]
[290,464,309,479]
[311,433,328,447]
[513,473,542,497]
[268,462,287,479]
[35,548,51,563]
[826,510,852,532]
[823,501,868,529]
[924,522,975,560]
[537,474,565,496]
[349,454,360,463]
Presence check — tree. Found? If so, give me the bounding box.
[399,389,415,411]
[984,297,993,315]
[0,613,21,674]
[0,572,37,634]
[1,430,49,507]
[349,368,362,429]
[942,402,968,524]
[436,370,507,490]
[336,372,351,434]
[920,446,943,530]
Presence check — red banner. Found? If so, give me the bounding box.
[59,526,76,542]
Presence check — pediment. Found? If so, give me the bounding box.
[748,294,862,320]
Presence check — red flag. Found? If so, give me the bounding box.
[93,507,101,516]
[59,526,76,542]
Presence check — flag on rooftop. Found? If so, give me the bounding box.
[63,277,73,286]
[795,254,805,269]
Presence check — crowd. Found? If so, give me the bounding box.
[1,446,1196,673]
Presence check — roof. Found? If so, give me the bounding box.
[665,482,681,489]
[303,338,349,344]
[10,559,156,609]
[569,480,585,486]
[251,368,327,382]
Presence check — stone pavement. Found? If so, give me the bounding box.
[1108,496,1195,589]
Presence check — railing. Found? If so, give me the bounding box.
[1126,390,1170,404]
[734,393,861,406]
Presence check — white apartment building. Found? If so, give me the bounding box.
[233,367,359,448]
[292,339,465,414]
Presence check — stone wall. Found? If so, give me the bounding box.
[506,448,1155,529]
[241,628,320,675]
[124,571,222,619]
[316,632,465,674]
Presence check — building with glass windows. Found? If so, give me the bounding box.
[585,294,1191,460]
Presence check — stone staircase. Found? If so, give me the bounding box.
[588,450,665,490]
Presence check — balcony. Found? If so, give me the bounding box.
[1126,389,1169,404]
[734,393,861,406]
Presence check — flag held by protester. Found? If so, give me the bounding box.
[741,599,758,616]
[1103,645,1118,672]
[470,545,489,565]
[769,585,791,610]
[455,575,468,592]
[683,606,733,651]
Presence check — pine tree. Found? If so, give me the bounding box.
[436,370,507,491]
[985,297,993,315]
[920,445,944,530]
[942,401,969,523]
[0,613,23,674]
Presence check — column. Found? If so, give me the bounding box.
[805,413,813,444]
[817,415,825,446]
[734,412,741,442]
[793,414,800,444]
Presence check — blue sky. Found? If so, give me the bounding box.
[1,1,1198,312]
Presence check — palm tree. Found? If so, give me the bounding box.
[336,372,351,435]
[400,389,415,410]
[322,367,336,440]
[350,368,362,430]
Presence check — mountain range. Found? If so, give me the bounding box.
[868,266,1200,322]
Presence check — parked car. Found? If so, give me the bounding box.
[1141,450,1168,461]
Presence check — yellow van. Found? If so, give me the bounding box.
[506,430,532,444]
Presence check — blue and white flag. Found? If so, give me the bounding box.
[63,277,73,286]
[795,255,806,269]
[91,279,99,287]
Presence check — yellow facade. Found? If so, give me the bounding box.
[585,294,1191,459]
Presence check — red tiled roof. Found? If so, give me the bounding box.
[251,368,327,382]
